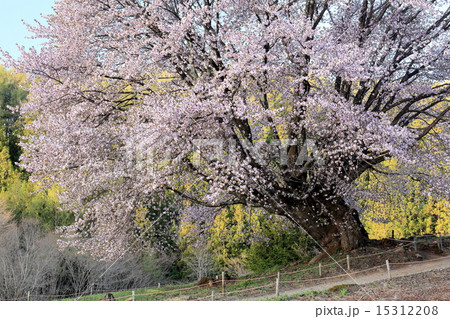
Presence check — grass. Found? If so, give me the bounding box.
[61,283,200,301]
[269,289,330,301]
[268,286,350,301]
[339,288,348,296]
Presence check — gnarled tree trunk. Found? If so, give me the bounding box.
[277,197,369,262]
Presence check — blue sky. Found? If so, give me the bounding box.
[0,0,55,58]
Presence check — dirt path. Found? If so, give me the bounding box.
[246,255,450,301]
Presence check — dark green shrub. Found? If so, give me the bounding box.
[244,225,315,273]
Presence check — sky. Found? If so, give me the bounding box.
[0,0,56,59]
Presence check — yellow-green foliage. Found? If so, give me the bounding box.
[1,121,73,230]
[0,173,74,230]
[209,205,263,267]
[360,160,450,239]
[178,205,268,273]
[363,194,449,239]
[0,145,14,191]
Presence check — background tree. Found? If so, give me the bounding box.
[0,137,15,191]
[0,178,74,230]
[0,217,59,300]
[0,66,28,166]
[358,160,450,239]
[0,65,75,230]
[3,0,449,259]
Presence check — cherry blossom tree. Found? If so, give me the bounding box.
[2,0,449,259]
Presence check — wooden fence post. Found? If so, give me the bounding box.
[27,291,30,301]
[222,272,225,296]
[275,272,280,297]
[211,290,215,301]
[158,283,161,288]
[319,262,322,277]
[132,290,135,301]
[386,260,391,280]
[346,255,350,271]
[90,287,93,295]
[414,237,417,251]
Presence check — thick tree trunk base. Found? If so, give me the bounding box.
[307,208,369,263]
[284,196,369,263]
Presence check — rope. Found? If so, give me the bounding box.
[390,254,450,265]
[194,283,275,301]
[395,239,415,243]
[349,242,414,260]
[224,283,275,296]
[114,282,212,300]
[280,264,387,284]
[225,274,277,282]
